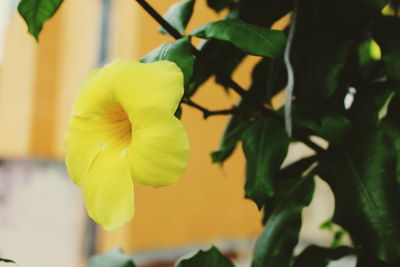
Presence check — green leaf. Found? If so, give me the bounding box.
[371,16,400,89]
[211,114,251,163]
[18,0,64,40]
[191,19,286,58]
[175,246,234,267]
[206,0,235,13]
[0,258,16,264]
[187,40,245,96]
[293,246,354,267]
[242,116,290,208]
[251,175,315,267]
[262,155,318,223]
[88,249,135,267]
[294,112,351,145]
[249,58,286,105]
[161,0,195,36]
[141,38,195,90]
[317,126,400,263]
[349,82,394,127]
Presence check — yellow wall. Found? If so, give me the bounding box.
[0,0,268,253]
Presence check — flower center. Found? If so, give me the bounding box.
[103,103,132,149]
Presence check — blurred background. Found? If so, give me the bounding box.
[0,0,347,266]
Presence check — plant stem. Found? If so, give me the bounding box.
[183,99,237,119]
[136,0,182,39]
[134,0,325,154]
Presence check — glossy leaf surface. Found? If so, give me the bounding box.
[252,175,315,267]
[317,126,400,263]
[242,117,290,208]
[191,19,286,58]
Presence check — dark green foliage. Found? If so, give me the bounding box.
[189,0,292,94]
[206,0,236,13]
[211,114,251,163]
[188,40,245,96]
[371,16,400,89]
[242,116,290,208]
[141,38,195,90]
[191,19,286,58]
[262,155,318,223]
[237,0,293,27]
[389,0,400,13]
[294,112,351,144]
[18,0,64,40]
[356,252,400,267]
[88,249,135,267]
[211,56,287,163]
[161,0,195,35]
[317,126,400,263]
[348,83,395,127]
[249,58,286,105]
[290,0,387,110]
[251,175,315,267]
[175,247,235,267]
[289,0,354,110]
[293,246,354,267]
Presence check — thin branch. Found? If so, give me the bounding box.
[183,99,237,119]
[136,0,182,39]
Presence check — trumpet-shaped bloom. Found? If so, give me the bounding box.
[65,60,189,230]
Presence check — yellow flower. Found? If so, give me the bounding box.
[65,60,189,231]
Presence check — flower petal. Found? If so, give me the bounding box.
[72,60,184,118]
[72,68,114,117]
[65,117,102,186]
[83,148,134,231]
[72,60,184,117]
[110,60,184,115]
[128,107,189,187]
[65,111,131,185]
